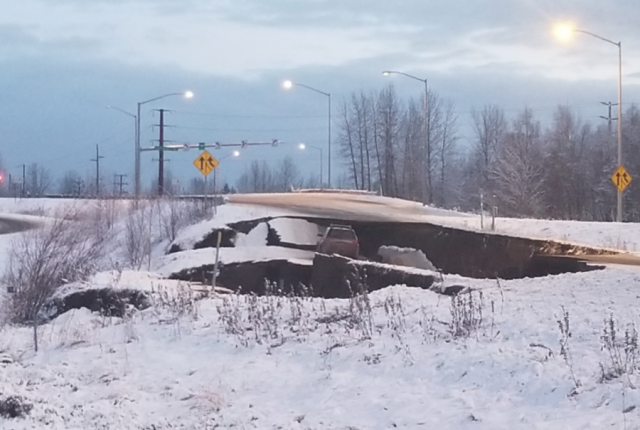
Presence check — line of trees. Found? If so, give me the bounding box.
[2,86,640,222]
[235,155,320,193]
[336,84,640,222]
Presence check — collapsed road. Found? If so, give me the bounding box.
[165,214,612,298]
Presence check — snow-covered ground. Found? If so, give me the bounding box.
[2,196,640,428]
[154,246,314,277]
[3,269,640,429]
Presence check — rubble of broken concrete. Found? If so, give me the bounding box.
[168,252,449,298]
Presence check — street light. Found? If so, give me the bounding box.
[213,150,240,194]
[106,106,137,185]
[298,143,323,186]
[135,91,193,198]
[382,70,429,204]
[555,24,623,222]
[282,80,332,188]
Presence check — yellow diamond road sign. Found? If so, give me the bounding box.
[193,150,219,177]
[611,165,632,192]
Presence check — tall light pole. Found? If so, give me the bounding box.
[106,106,137,186]
[382,70,429,204]
[299,143,323,186]
[283,80,332,188]
[136,91,193,198]
[556,25,623,222]
[213,150,240,194]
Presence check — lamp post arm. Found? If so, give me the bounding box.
[139,92,184,105]
[384,70,427,84]
[574,30,620,47]
[107,106,136,119]
[292,82,330,97]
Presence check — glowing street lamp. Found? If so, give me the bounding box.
[555,24,623,221]
[282,80,332,188]
[298,143,323,186]
[213,150,240,195]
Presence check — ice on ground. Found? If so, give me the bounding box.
[154,246,315,277]
[235,222,268,247]
[52,270,194,300]
[268,217,319,245]
[171,204,303,250]
[378,245,437,271]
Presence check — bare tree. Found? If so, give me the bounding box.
[433,99,459,207]
[26,163,51,196]
[188,177,206,195]
[277,155,300,191]
[58,170,82,195]
[543,106,589,219]
[490,108,546,217]
[338,98,360,189]
[2,206,106,351]
[376,85,401,197]
[124,201,154,270]
[353,91,374,190]
[471,105,507,191]
[399,98,424,200]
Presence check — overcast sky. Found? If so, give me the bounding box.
[1,0,639,191]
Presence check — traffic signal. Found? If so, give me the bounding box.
[0,173,4,184]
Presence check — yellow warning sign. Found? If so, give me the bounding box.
[611,165,632,192]
[193,150,219,177]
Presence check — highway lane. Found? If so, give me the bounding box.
[0,216,40,235]
[228,192,470,222]
[228,192,640,269]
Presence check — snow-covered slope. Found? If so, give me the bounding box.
[2,268,640,429]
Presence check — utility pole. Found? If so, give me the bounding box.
[91,145,104,196]
[151,109,167,197]
[73,179,84,197]
[600,101,619,135]
[158,109,165,196]
[113,174,128,196]
[21,164,25,197]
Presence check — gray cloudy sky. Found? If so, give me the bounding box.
[1,0,639,190]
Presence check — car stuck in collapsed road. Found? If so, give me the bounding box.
[316,224,360,259]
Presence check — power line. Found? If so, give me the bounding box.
[172,125,327,133]
[171,109,328,119]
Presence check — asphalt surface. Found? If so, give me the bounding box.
[228,192,469,222]
[0,216,39,235]
[228,192,640,269]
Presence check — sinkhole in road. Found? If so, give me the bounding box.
[223,216,611,280]
[166,216,615,298]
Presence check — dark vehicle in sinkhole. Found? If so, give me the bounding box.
[316,224,360,259]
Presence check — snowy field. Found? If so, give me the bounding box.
[3,269,640,429]
[1,197,640,428]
